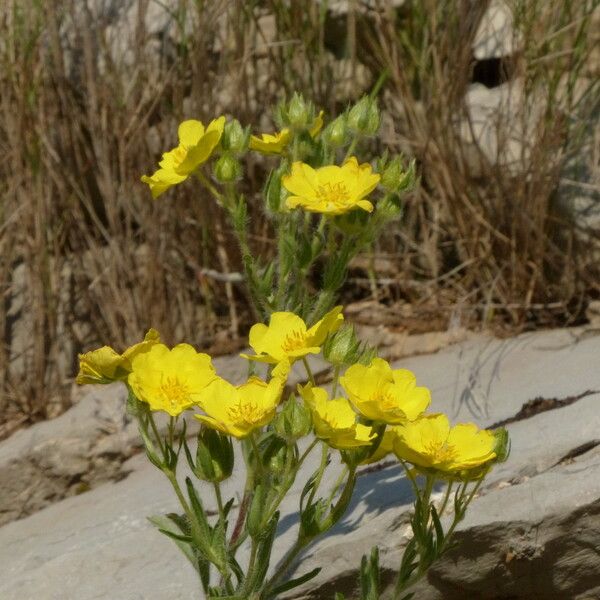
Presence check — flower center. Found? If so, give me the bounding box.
[371,391,396,410]
[316,182,350,208]
[161,376,191,409]
[227,401,262,425]
[426,442,457,465]
[281,329,307,352]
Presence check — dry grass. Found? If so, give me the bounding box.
[0,0,598,429]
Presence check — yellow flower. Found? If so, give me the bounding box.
[195,362,289,438]
[392,414,498,475]
[299,384,376,450]
[340,357,430,424]
[241,306,344,364]
[282,156,380,215]
[249,129,292,155]
[249,111,324,155]
[141,117,225,198]
[128,343,216,416]
[76,329,161,385]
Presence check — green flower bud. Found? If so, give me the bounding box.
[376,193,403,221]
[323,115,348,147]
[323,325,362,366]
[274,398,312,443]
[348,96,380,136]
[193,427,234,483]
[214,153,242,183]
[493,427,510,463]
[263,436,295,475]
[247,483,267,539]
[221,119,249,154]
[287,92,312,129]
[381,156,417,193]
[300,498,329,539]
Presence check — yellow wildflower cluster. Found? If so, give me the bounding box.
[141,112,385,217]
[77,306,500,476]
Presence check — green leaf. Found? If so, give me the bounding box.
[268,567,321,597]
[148,515,199,575]
[398,538,418,584]
[359,546,380,600]
[245,511,280,593]
[430,504,445,551]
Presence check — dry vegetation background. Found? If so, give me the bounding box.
[0,0,599,432]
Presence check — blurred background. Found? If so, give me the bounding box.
[1,0,599,433]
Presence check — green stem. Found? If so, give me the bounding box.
[264,537,305,593]
[250,433,265,479]
[298,438,319,467]
[326,464,348,508]
[301,357,316,385]
[306,442,329,508]
[331,365,341,397]
[437,480,453,517]
[394,478,483,598]
[399,459,420,499]
[168,416,175,448]
[195,170,225,205]
[440,479,483,552]
[343,135,360,161]
[213,481,225,519]
[275,215,288,311]
[148,412,165,458]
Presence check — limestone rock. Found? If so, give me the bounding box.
[457,80,545,177]
[473,0,523,61]
[0,384,136,526]
[1,328,600,599]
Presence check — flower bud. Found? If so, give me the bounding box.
[193,427,234,483]
[263,437,294,474]
[381,156,417,193]
[221,119,249,154]
[247,483,267,538]
[348,96,380,136]
[274,398,312,443]
[493,427,510,463]
[214,153,242,183]
[287,92,312,129]
[322,115,348,147]
[323,325,362,366]
[376,194,403,221]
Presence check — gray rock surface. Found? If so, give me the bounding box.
[1,327,599,599]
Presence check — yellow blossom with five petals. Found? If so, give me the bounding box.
[241,307,343,364]
[141,117,225,198]
[194,362,290,438]
[127,343,216,416]
[249,111,324,155]
[392,414,498,475]
[298,384,376,450]
[76,329,161,385]
[282,156,380,215]
[340,357,430,424]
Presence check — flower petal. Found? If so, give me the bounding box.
[178,120,205,147]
